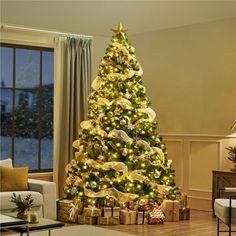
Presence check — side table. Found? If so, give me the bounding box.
[212,170,236,216]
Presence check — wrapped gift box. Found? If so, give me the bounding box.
[57,199,73,222]
[137,211,148,224]
[57,199,82,223]
[179,207,190,220]
[97,216,109,225]
[120,209,137,224]
[103,207,112,217]
[177,193,188,208]
[85,216,98,224]
[161,200,180,222]
[109,216,120,225]
[112,207,120,217]
[148,207,165,224]
[77,215,85,224]
[83,207,102,217]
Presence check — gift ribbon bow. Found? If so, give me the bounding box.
[88,205,96,216]
[69,202,79,220]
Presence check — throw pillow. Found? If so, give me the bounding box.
[0,158,13,168]
[0,166,29,191]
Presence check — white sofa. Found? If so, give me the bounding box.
[0,159,56,220]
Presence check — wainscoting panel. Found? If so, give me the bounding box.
[189,140,221,191]
[164,139,184,189]
[162,133,236,211]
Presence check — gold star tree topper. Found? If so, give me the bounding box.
[112,23,128,34]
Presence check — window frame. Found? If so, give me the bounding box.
[0,42,54,173]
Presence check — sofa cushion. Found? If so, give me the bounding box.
[0,191,43,211]
[0,166,29,191]
[214,198,236,224]
[0,159,13,168]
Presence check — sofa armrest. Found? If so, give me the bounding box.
[28,179,56,220]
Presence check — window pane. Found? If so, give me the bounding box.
[41,136,53,169]
[14,90,39,129]
[0,132,12,160]
[14,131,38,169]
[0,47,13,88]
[42,51,54,86]
[42,89,53,130]
[0,89,13,128]
[16,48,40,88]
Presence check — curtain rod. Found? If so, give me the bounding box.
[1,24,93,39]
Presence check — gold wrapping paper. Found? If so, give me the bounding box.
[109,216,120,225]
[161,200,180,222]
[57,210,70,222]
[77,215,85,224]
[103,207,112,217]
[85,216,98,225]
[120,209,137,224]
[113,207,120,217]
[97,216,110,225]
[57,199,82,223]
[137,211,148,224]
[83,206,102,217]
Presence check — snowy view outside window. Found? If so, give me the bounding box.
[0,44,54,172]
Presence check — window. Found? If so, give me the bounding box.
[0,43,54,172]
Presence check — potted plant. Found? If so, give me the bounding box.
[11,193,34,220]
[226,146,236,171]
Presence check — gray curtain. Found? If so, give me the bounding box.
[54,36,92,197]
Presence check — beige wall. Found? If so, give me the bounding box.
[123,18,236,210]
[129,18,236,135]
[92,36,110,79]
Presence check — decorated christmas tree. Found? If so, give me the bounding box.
[64,23,178,207]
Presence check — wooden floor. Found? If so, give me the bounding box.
[97,210,232,236]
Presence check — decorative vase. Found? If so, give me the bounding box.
[17,211,28,220]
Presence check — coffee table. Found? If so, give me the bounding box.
[0,214,64,236]
[0,214,27,228]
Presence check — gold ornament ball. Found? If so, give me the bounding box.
[124,68,130,73]
[138,197,148,206]
[106,127,111,131]
[120,119,126,125]
[94,144,100,149]
[116,142,121,147]
[122,148,128,156]
[128,149,133,154]
[108,111,113,117]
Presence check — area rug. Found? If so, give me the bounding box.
[7,225,135,236]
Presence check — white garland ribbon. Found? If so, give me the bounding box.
[108,130,132,142]
[138,107,156,122]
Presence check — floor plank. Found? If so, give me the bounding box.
[97,210,232,236]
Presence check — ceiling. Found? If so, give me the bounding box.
[1,0,236,37]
